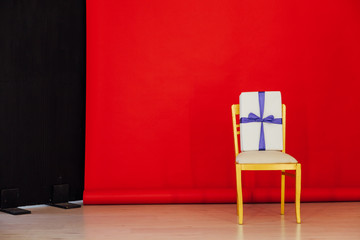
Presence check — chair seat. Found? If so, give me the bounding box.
[236,151,297,164]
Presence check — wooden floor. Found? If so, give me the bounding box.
[0,202,359,240]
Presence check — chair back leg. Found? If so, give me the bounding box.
[295,164,301,223]
[281,170,285,215]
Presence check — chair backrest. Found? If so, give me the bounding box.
[231,92,286,158]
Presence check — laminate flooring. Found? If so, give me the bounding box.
[0,202,359,240]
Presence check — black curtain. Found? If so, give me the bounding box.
[0,0,86,205]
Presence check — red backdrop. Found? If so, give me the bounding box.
[84,0,360,204]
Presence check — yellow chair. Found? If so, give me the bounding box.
[231,100,301,224]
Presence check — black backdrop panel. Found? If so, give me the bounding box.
[0,0,85,206]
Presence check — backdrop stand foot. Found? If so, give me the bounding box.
[47,184,81,209]
[0,207,31,215]
[48,202,81,209]
[0,189,31,215]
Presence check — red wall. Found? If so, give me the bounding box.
[84,0,360,204]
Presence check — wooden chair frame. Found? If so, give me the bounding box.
[231,104,301,224]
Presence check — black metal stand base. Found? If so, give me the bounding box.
[48,184,81,210]
[0,207,31,215]
[0,188,31,215]
[48,202,81,209]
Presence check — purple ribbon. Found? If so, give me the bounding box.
[240,92,282,150]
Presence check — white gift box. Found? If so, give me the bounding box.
[239,91,283,152]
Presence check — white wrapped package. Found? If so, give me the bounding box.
[239,91,283,152]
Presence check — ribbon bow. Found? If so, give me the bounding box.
[240,92,282,150]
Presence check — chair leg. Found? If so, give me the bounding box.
[236,164,243,224]
[281,170,285,215]
[236,165,238,216]
[236,197,239,216]
[295,164,301,224]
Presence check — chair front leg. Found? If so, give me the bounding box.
[236,164,243,224]
[281,170,285,215]
[295,164,301,223]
